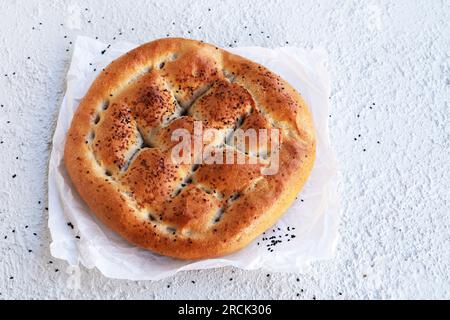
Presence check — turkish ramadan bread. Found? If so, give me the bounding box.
[64,38,316,259]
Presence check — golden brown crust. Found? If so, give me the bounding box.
[64,38,316,259]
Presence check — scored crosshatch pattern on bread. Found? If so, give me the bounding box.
[64,38,316,259]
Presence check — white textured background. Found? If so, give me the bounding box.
[0,0,448,299]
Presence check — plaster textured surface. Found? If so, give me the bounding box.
[0,0,448,299]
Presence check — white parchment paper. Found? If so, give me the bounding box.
[48,36,340,280]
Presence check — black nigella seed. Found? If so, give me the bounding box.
[9,277,13,280]
[67,222,74,229]
[75,235,80,239]
[229,278,233,281]
[28,249,32,253]
[266,274,270,277]
[12,174,16,178]
[191,280,195,284]
[101,50,106,54]
[55,269,59,272]
[363,148,366,152]
[49,261,53,264]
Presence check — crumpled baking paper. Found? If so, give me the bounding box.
[48,35,340,280]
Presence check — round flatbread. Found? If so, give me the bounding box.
[64,38,316,259]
